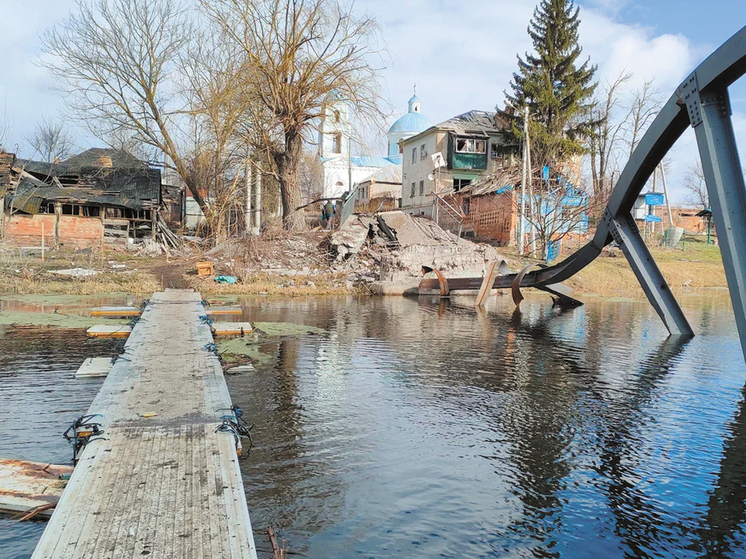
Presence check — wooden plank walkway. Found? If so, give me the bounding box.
[33,289,257,559]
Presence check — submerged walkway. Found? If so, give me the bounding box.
[32,290,257,559]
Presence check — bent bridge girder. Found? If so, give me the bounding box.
[420,26,746,357]
[481,25,746,358]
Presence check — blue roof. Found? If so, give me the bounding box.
[351,155,401,167]
[319,155,401,167]
[388,111,432,134]
[408,94,420,105]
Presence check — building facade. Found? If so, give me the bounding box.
[400,110,507,218]
[316,93,432,200]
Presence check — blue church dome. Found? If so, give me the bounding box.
[388,111,432,134]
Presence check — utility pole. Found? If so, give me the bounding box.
[525,106,536,256]
[253,167,262,235]
[659,163,674,227]
[244,154,252,235]
[518,106,528,255]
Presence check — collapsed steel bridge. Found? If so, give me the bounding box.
[421,25,746,362]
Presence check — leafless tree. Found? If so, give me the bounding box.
[587,72,631,198]
[683,160,709,209]
[27,116,75,163]
[519,166,598,261]
[203,0,385,231]
[625,79,663,158]
[40,0,212,213]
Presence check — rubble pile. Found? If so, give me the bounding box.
[330,211,501,285]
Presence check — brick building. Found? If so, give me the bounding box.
[0,148,162,249]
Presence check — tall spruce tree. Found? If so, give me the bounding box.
[501,0,597,167]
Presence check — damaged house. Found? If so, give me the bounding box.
[0,148,165,249]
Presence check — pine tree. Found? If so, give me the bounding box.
[500,0,597,167]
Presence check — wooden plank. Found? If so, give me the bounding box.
[32,290,257,559]
[0,459,72,517]
[74,357,114,378]
[206,306,242,315]
[86,324,132,338]
[475,260,501,307]
[90,306,142,317]
[212,322,254,336]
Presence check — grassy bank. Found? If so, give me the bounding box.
[187,271,352,297]
[563,242,727,298]
[0,270,161,296]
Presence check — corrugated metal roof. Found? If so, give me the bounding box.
[435,110,503,136]
[10,175,158,213]
[359,164,402,185]
[320,155,401,168]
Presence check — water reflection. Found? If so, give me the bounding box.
[2,293,746,558]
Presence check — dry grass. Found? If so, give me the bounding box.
[564,243,727,298]
[0,270,161,295]
[187,271,352,296]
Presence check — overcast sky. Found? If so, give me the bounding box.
[1,0,745,203]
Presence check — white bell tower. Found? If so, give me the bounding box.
[318,96,350,158]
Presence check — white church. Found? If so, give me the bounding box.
[316,92,433,200]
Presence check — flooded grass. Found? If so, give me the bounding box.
[217,322,324,366]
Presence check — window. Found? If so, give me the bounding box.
[410,182,416,198]
[398,142,403,154]
[455,138,487,154]
[490,142,500,159]
[419,180,424,196]
[332,133,342,154]
[334,110,341,123]
[463,198,470,215]
[420,144,427,160]
[412,147,417,164]
[453,178,472,192]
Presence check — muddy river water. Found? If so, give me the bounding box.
[1,292,745,558]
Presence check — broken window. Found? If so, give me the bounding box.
[455,138,487,154]
[453,178,471,192]
[490,142,500,159]
[420,144,427,160]
[411,182,416,198]
[332,133,342,154]
[463,198,470,215]
[419,180,424,196]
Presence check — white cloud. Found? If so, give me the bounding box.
[1,0,743,204]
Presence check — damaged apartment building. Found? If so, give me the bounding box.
[399,110,520,244]
[0,148,168,249]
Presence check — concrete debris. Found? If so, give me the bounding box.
[331,211,501,286]
[329,215,376,260]
[48,268,98,277]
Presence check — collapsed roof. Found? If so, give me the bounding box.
[4,148,161,214]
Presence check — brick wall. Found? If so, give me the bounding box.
[5,214,103,249]
[463,191,516,245]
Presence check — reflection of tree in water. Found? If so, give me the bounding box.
[593,337,690,556]
[228,335,346,551]
[497,311,597,558]
[696,382,746,557]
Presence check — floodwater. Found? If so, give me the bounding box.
[2,292,746,558]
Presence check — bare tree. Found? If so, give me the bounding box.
[683,160,709,209]
[625,79,663,158]
[27,116,75,162]
[521,166,598,261]
[40,0,213,214]
[203,0,385,231]
[587,72,631,198]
